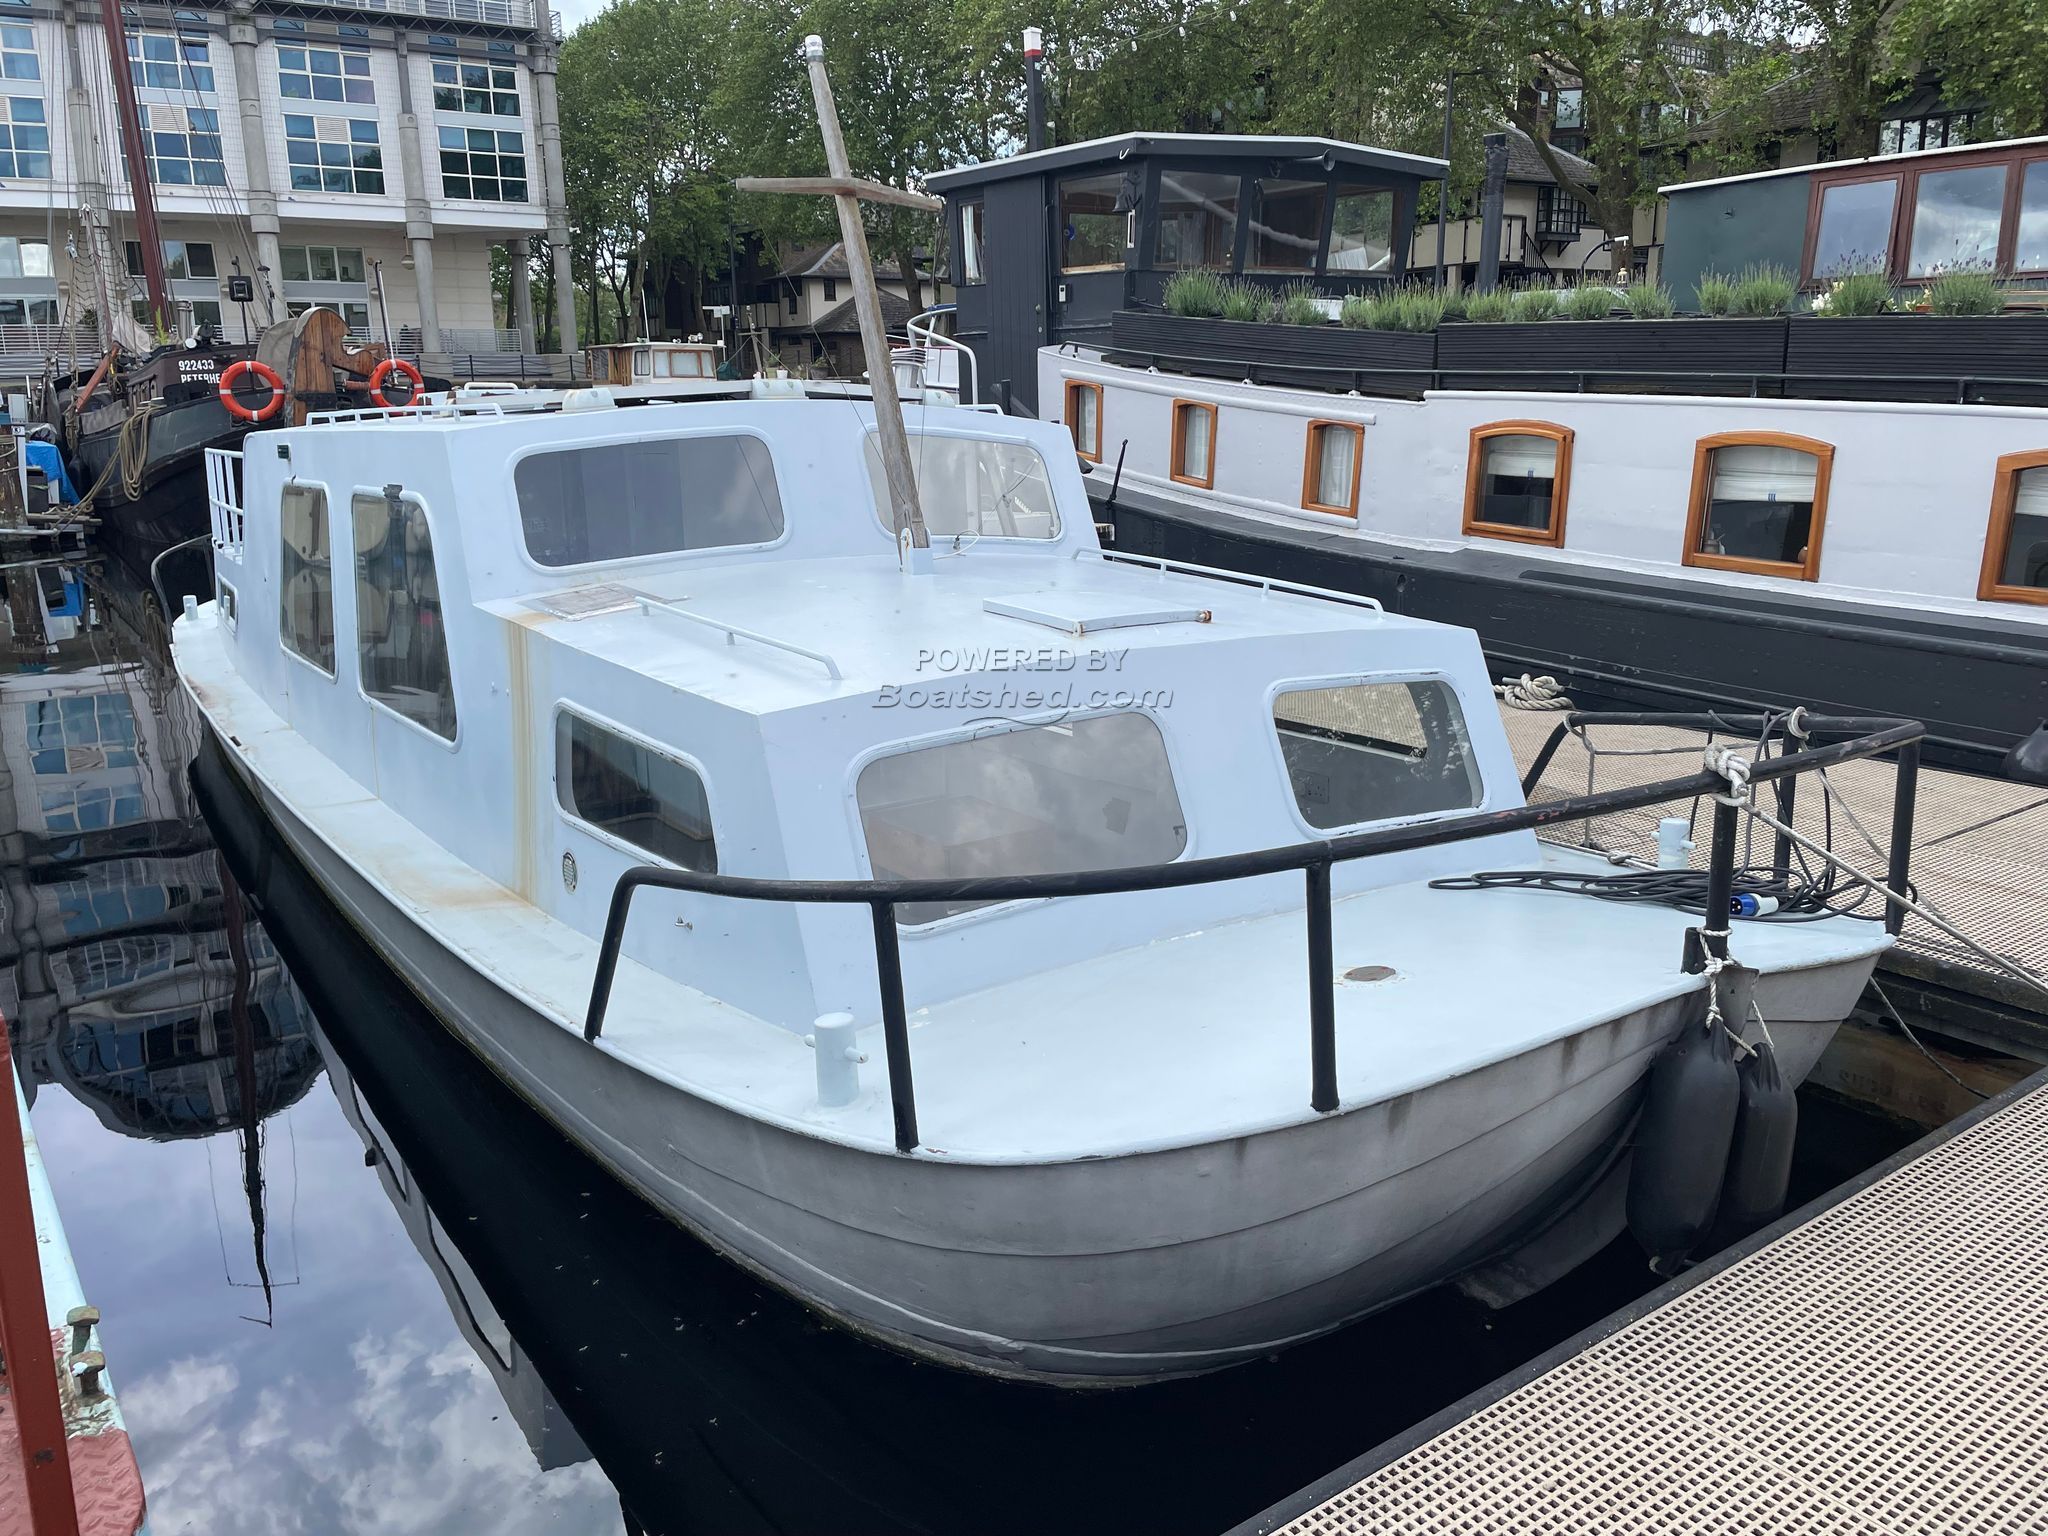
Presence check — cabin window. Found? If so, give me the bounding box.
[354,489,457,742]
[1064,380,1103,463]
[856,713,1188,927]
[1683,433,1832,581]
[1979,451,2048,606]
[1464,423,1572,546]
[1170,400,1217,489]
[1156,170,1241,269]
[514,434,785,566]
[1059,172,1125,272]
[555,711,716,871]
[279,483,335,675]
[632,349,651,378]
[1274,680,1482,831]
[862,433,1060,539]
[2018,161,2048,273]
[1906,163,2007,277]
[1301,421,1363,516]
[1809,176,1898,280]
[1328,186,1395,272]
[1248,179,1325,272]
[960,199,986,284]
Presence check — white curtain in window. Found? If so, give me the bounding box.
[1483,435,1557,481]
[1315,426,1358,506]
[2015,467,2048,519]
[1178,407,1212,479]
[1711,443,1818,502]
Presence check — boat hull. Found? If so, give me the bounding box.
[195,725,1865,1385]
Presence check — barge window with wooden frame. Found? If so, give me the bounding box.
[1806,174,1899,280]
[1058,172,1126,272]
[514,433,785,566]
[1247,178,1326,272]
[354,489,458,742]
[1979,450,2048,606]
[856,712,1189,927]
[1171,400,1217,490]
[1682,432,1833,581]
[2017,158,2048,274]
[1273,680,1482,831]
[555,710,717,872]
[1463,422,1572,547]
[1156,169,1242,269]
[278,482,336,676]
[1905,161,2008,276]
[862,431,1060,539]
[1301,420,1363,516]
[1065,380,1103,463]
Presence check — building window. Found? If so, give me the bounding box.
[1535,184,1586,241]
[1553,87,1585,130]
[281,244,366,283]
[1979,451,2048,606]
[277,45,375,105]
[1274,680,1482,831]
[0,236,52,278]
[1301,420,1363,516]
[1064,380,1102,463]
[513,435,786,566]
[431,57,519,116]
[189,299,223,331]
[1464,422,1572,547]
[555,711,716,871]
[1328,186,1394,272]
[438,126,525,201]
[355,489,457,742]
[785,289,798,317]
[1170,399,1217,489]
[1905,163,2008,276]
[822,277,837,302]
[1058,171,1126,272]
[138,105,225,186]
[1807,176,1898,280]
[127,32,214,92]
[856,713,1188,927]
[960,199,985,284]
[285,116,383,194]
[1683,432,1832,581]
[1881,112,1979,154]
[0,22,35,80]
[289,299,369,331]
[1156,169,1240,269]
[279,483,335,676]
[126,239,215,280]
[0,94,47,177]
[1247,179,1324,272]
[0,297,57,324]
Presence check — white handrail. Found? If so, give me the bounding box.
[1078,548,1386,614]
[303,400,509,425]
[635,595,844,680]
[205,448,245,564]
[901,312,979,406]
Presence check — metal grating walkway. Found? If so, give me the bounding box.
[1243,1075,2048,1535]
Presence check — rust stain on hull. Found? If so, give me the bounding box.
[507,618,538,902]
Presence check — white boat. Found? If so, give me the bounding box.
[170,380,1899,1384]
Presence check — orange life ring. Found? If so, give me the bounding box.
[368,357,425,408]
[218,359,285,423]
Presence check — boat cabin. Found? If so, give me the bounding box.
[584,340,725,390]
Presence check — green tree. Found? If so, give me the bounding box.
[1888,0,2048,139]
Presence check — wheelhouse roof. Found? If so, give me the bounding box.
[925,132,1446,193]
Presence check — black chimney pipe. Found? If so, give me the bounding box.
[1476,132,1508,295]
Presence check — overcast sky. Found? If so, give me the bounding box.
[552,0,606,36]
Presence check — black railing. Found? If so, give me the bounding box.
[583,712,1923,1152]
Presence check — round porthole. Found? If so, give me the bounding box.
[561,851,578,892]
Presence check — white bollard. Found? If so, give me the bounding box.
[809,1012,863,1107]
[1656,816,1695,870]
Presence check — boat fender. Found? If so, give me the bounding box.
[367,357,425,409]
[1708,1034,1798,1249]
[218,358,286,422]
[2005,720,2048,787]
[1626,972,1748,1266]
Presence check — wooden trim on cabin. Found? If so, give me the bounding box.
[1300,420,1364,517]
[1064,380,1104,463]
[1461,420,1573,549]
[1978,448,2048,606]
[1169,399,1218,489]
[1681,430,1834,582]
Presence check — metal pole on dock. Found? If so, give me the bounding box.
[0,1015,82,1536]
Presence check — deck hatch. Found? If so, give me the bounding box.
[526,584,642,620]
[983,590,1212,635]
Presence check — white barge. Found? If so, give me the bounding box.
[172,387,1903,1383]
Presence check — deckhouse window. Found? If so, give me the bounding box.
[1248,179,1325,272]
[1301,421,1362,516]
[1906,163,2007,277]
[1979,451,2048,606]
[1809,177,1897,279]
[555,712,716,871]
[1156,170,1241,269]
[960,199,986,285]
[1683,433,1832,581]
[1064,380,1102,463]
[1275,681,1481,831]
[1058,172,1125,272]
[354,489,457,742]
[1464,423,1571,547]
[862,433,1060,539]
[514,434,785,566]
[1171,400,1216,489]
[857,713,1188,927]
[1328,187,1395,272]
[279,483,335,675]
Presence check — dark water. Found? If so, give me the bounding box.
[3,550,1921,1535]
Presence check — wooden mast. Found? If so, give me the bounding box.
[737,36,937,566]
[95,0,171,330]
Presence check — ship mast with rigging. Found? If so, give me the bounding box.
[94,0,171,332]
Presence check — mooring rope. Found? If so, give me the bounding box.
[1494,673,1574,710]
